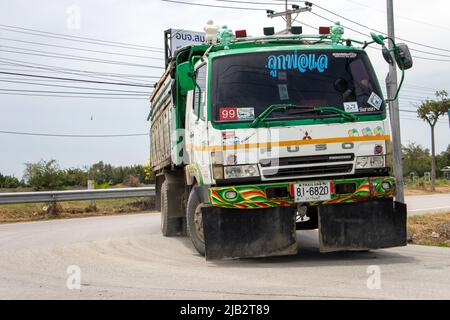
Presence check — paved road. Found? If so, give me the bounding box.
[406,193,450,215]
[0,208,449,299]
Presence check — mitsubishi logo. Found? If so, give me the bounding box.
[303,131,312,140]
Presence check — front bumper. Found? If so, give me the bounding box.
[209,176,395,209]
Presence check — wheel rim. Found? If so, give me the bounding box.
[194,204,204,242]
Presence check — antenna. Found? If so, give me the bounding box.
[266,1,313,34]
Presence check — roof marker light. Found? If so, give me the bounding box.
[264,27,275,36]
[291,26,303,35]
[235,30,247,38]
[319,26,330,35]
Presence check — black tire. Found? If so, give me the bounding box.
[186,187,206,256]
[160,181,181,236]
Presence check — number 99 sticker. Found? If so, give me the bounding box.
[219,107,238,121]
[219,107,255,121]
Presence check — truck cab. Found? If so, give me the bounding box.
[150,24,411,260]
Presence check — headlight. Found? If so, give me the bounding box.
[356,156,385,169]
[224,165,260,179]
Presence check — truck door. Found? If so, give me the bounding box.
[186,63,208,166]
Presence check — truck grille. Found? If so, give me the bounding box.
[262,164,353,179]
[260,154,354,167]
[259,154,354,180]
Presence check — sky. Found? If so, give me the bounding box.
[0,0,449,178]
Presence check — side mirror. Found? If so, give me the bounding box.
[395,43,413,70]
[176,62,196,94]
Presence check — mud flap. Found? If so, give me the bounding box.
[318,198,407,252]
[201,206,298,260]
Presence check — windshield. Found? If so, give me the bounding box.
[211,50,385,123]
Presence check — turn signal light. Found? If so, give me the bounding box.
[319,26,330,34]
[235,30,247,38]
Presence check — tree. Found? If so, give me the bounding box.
[402,143,431,178]
[0,173,22,189]
[88,161,114,185]
[417,90,450,191]
[437,145,450,178]
[23,160,64,191]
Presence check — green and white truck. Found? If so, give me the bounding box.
[149,23,413,260]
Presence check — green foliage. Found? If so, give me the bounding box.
[24,160,64,191]
[63,168,88,187]
[88,161,113,185]
[402,143,431,177]
[0,173,23,188]
[88,161,152,185]
[417,90,450,127]
[437,145,450,176]
[93,181,111,189]
[17,159,156,191]
[403,144,450,178]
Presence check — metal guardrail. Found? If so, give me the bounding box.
[0,186,155,205]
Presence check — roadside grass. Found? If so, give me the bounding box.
[408,212,450,248]
[0,197,155,224]
[404,179,450,195]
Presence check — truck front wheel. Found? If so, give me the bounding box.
[186,187,206,256]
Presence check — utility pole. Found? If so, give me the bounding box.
[267,1,312,33]
[386,0,405,203]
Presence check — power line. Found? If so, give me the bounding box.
[0,79,152,94]
[0,64,161,82]
[309,11,450,62]
[0,24,164,52]
[0,38,164,59]
[0,58,156,85]
[161,0,266,10]
[343,0,450,32]
[0,130,149,138]
[213,0,286,5]
[0,88,149,96]
[0,92,149,100]
[0,49,164,69]
[312,3,450,54]
[0,72,154,88]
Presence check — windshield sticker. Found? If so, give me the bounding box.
[374,126,384,136]
[237,108,255,120]
[362,127,374,136]
[222,131,239,146]
[219,107,238,121]
[219,107,255,121]
[278,84,289,100]
[266,51,329,78]
[368,92,383,110]
[332,52,357,59]
[344,101,359,113]
[348,129,360,137]
[359,106,376,113]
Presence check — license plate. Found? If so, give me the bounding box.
[294,181,332,203]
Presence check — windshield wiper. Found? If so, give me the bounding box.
[250,104,306,127]
[251,105,359,127]
[289,107,359,122]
